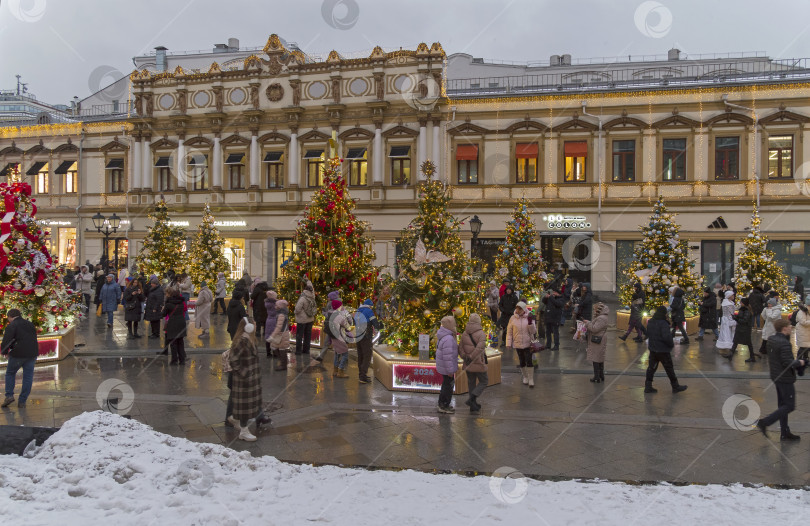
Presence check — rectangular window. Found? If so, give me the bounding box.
[58,228,77,268]
[612,140,635,182]
[346,148,368,186]
[275,238,296,282]
[456,144,478,184]
[768,135,793,179]
[715,137,739,180]
[64,170,78,193]
[189,154,209,191]
[158,167,172,191]
[515,142,538,183]
[389,145,411,185]
[564,141,587,182]
[662,138,687,181]
[305,150,325,187]
[0,162,20,180]
[768,241,810,286]
[224,238,245,282]
[54,161,77,193]
[263,151,284,188]
[105,159,125,193]
[224,153,245,189]
[28,162,50,194]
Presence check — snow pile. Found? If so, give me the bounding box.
[0,411,805,525]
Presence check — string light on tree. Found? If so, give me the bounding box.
[493,198,548,298]
[135,199,188,278]
[620,196,702,312]
[188,203,231,289]
[387,160,489,356]
[0,165,82,334]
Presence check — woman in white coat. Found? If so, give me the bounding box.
[716,290,736,351]
[758,297,782,355]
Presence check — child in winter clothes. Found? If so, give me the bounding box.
[269,299,291,371]
[263,291,278,357]
[329,300,352,378]
[435,316,459,413]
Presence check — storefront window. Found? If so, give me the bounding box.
[615,240,639,295]
[106,238,129,271]
[58,228,77,268]
[275,239,295,281]
[224,238,245,282]
[767,241,810,286]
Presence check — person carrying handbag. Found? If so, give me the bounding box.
[506,302,537,388]
[268,299,291,371]
[584,303,609,383]
[459,313,488,413]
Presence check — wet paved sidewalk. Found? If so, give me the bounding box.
[2,304,809,487]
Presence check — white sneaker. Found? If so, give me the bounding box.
[528,374,535,388]
[238,427,257,441]
[227,415,240,430]
[521,368,529,385]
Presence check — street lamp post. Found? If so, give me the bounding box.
[469,214,483,262]
[92,212,121,270]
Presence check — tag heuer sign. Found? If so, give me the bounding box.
[542,214,591,230]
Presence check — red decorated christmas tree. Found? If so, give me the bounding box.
[275,156,378,314]
[0,166,83,335]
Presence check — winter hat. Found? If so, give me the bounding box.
[724,290,734,299]
[305,280,314,291]
[490,280,497,286]
[267,290,277,300]
[515,301,528,312]
[107,273,116,279]
[440,315,457,333]
[332,300,343,310]
[468,313,482,326]
[767,297,778,306]
[276,299,289,309]
[7,309,21,319]
[704,287,712,294]
[363,299,373,306]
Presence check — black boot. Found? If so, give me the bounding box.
[619,334,628,342]
[672,384,688,393]
[589,363,601,383]
[644,382,657,393]
[274,351,288,371]
[599,362,605,382]
[781,430,800,441]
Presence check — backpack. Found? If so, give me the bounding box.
[789,309,799,326]
[303,296,316,318]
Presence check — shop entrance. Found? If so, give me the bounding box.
[473,238,505,279]
[106,238,129,271]
[701,240,734,287]
[541,234,593,285]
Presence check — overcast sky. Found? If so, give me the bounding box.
[2,0,810,104]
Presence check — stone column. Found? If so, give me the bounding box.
[432,118,441,179]
[288,130,299,187]
[545,135,558,184]
[373,126,383,184]
[417,118,427,179]
[694,128,709,181]
[212,135,223,189]
[249,134,259,188]
[643,130,656,183]
[131,138,141,191]
[176,138,186,189]
[142,137,152,190]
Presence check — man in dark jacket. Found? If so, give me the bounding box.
[669,287,689,345]
[757,319,805,440]
[730,297,754,362]
[227,291,247,339]
[355,299,382,384]
[748,286,765,330]
[620,283,647,343]
[498,286,518,348]
[543,289,565,350]
[696,287,719,342]
[1,309,39,408]
[644,306,688,394]
[250,280,270,339]
[577,282,593,321]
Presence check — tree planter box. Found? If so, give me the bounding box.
[372,344,502,394]
[616,311,699,335]
[289,324,323,348]
[0,325,74,368]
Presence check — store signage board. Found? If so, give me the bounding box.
[167,220,247,228]
[542,214,591,230]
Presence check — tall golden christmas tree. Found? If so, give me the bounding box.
[135,199,188,278]
[493,199,547,299]
[387,161,488,356]
[275,156,377,315]
[733,206,796,304]
[620,197,702,311]
[188,203,231,288]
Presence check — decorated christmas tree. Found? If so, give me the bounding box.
[387,161,488,356]
[733,206,796,304]
[188,204,231,289]
[493,198,548,298]
[620,197,702,312]
[275,156,378,314]
[0,169,83,335]
[135,199,187,278]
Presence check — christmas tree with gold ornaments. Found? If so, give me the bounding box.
[733,206,797,305]
[188,203,231,289]
[0,167,83,336]
[135,199,188,278]
[620,197,702,312]
[386,161,489,356]
[493,199,548,300]
[275,156,378,316]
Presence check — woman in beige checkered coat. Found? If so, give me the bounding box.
[228,317,271,441]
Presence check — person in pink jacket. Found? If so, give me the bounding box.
[507,302,538,388]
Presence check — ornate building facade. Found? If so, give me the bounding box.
[2,35,810,294]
